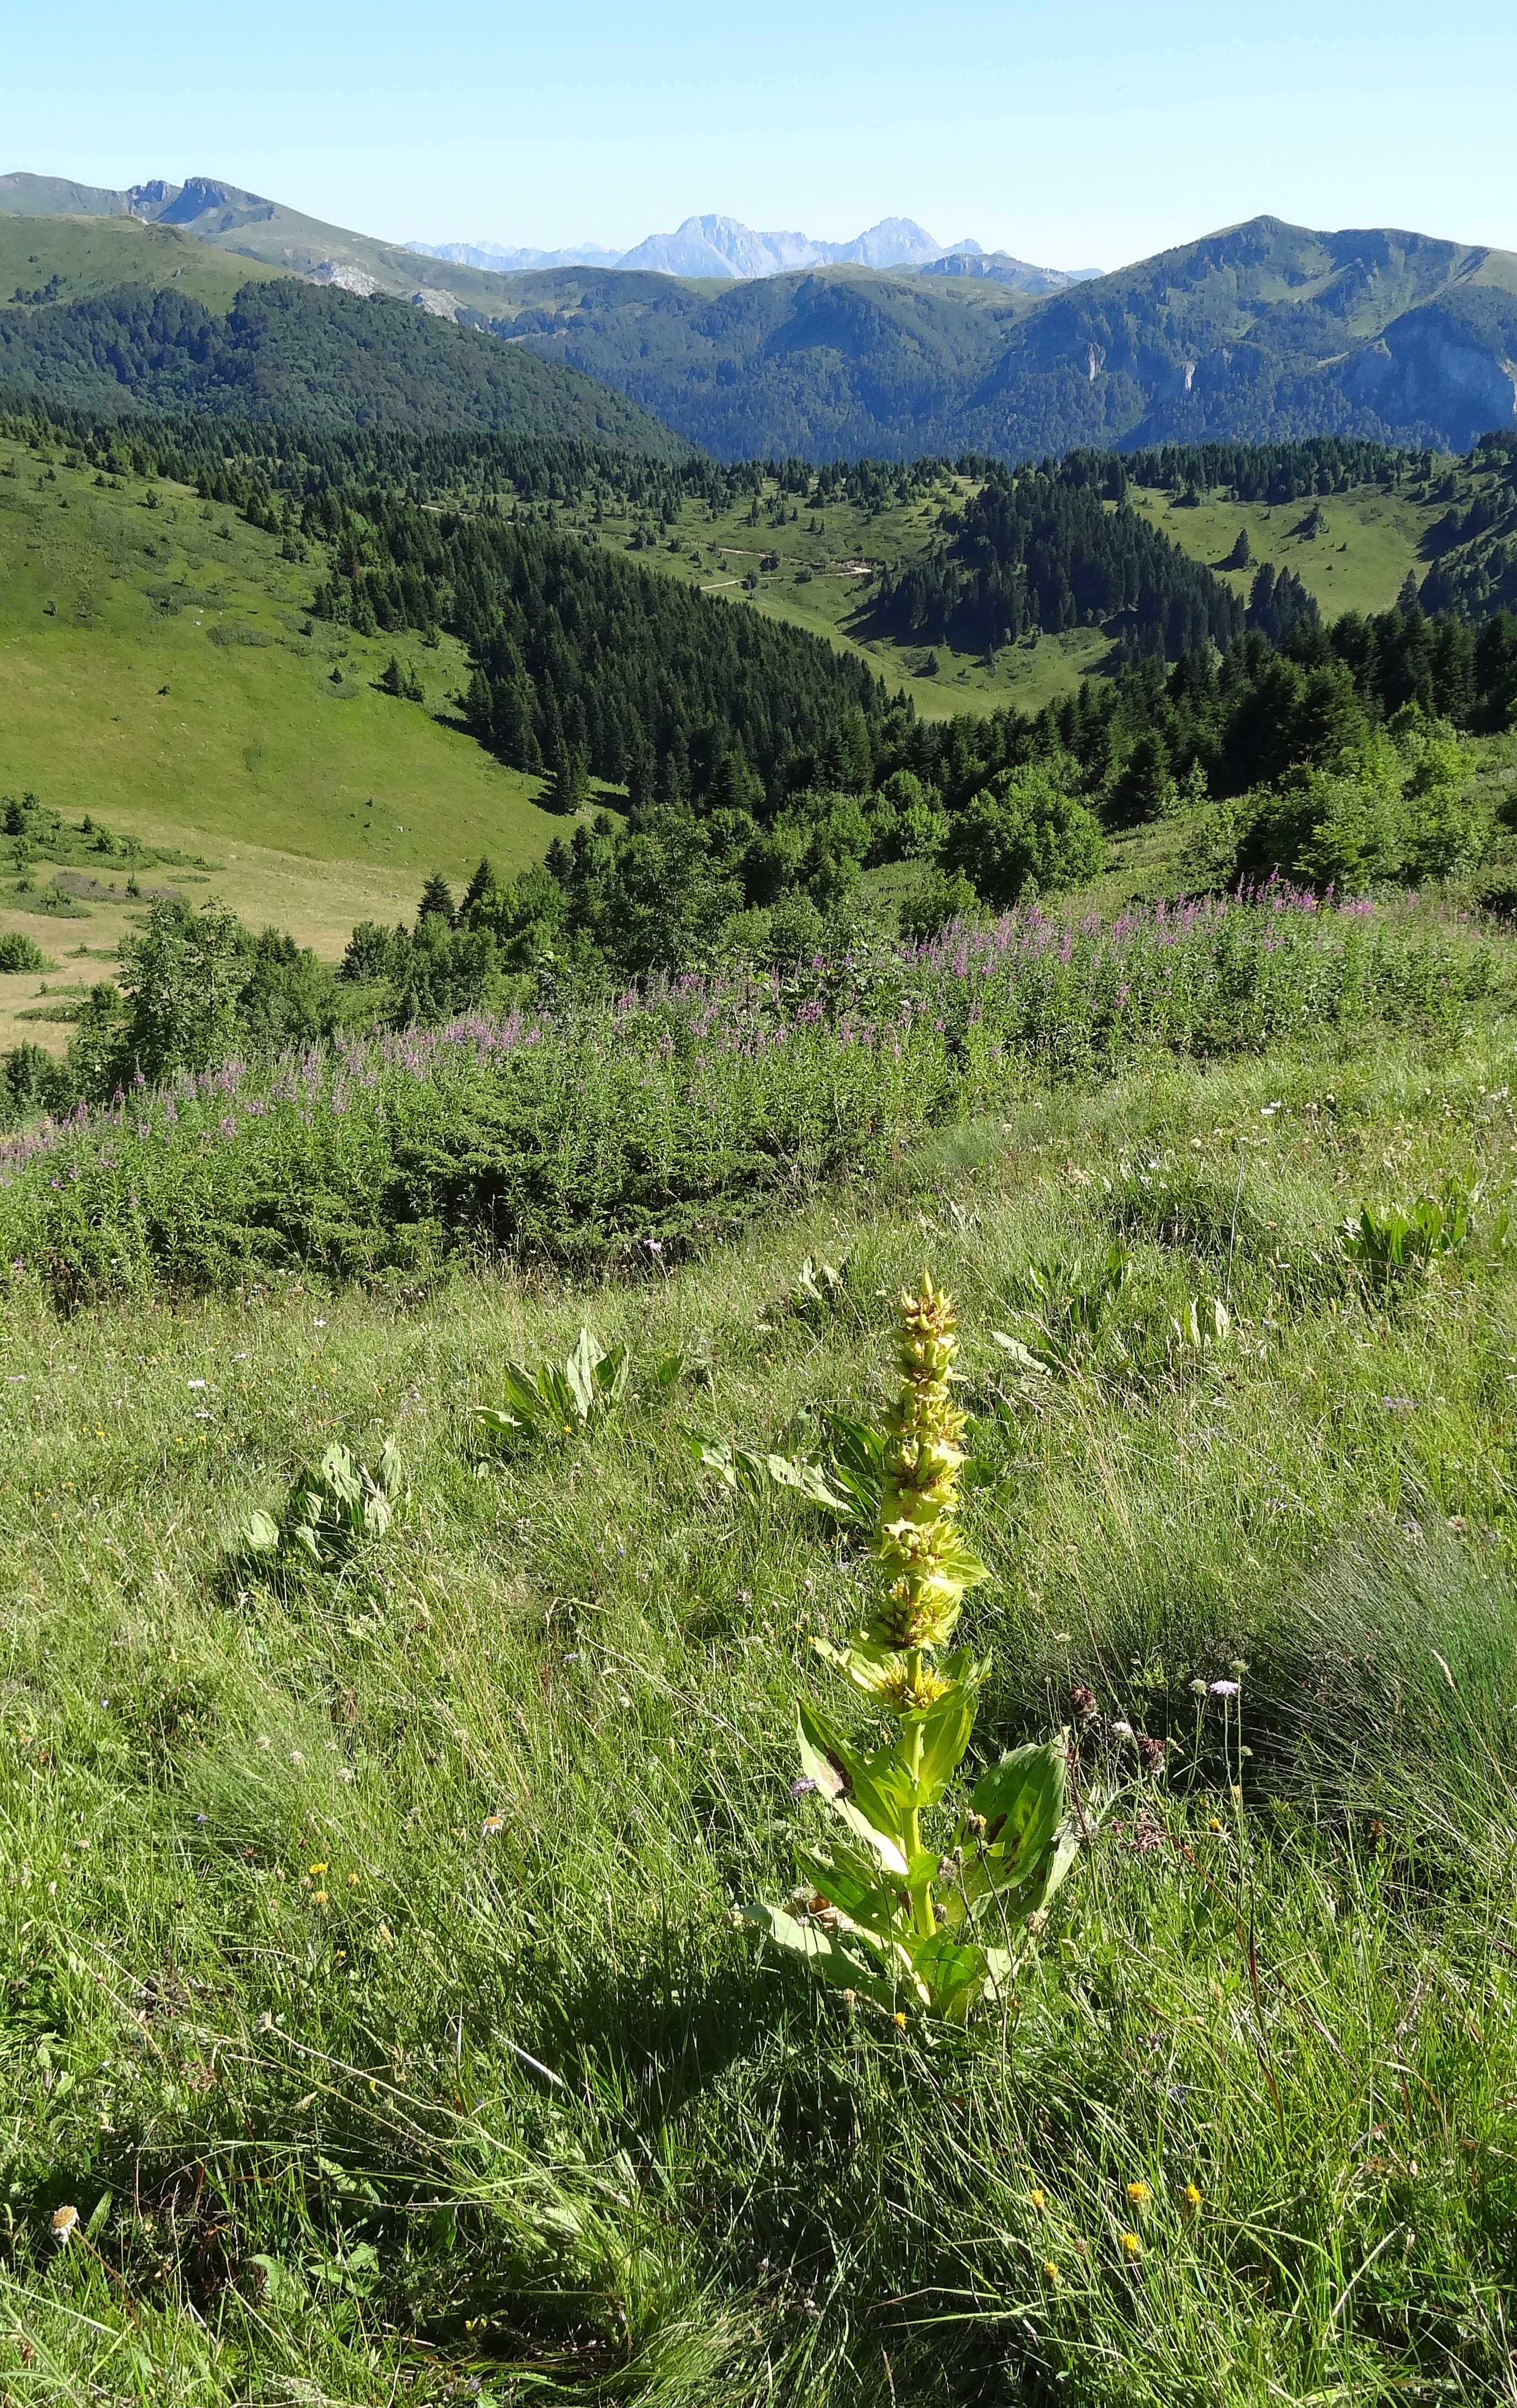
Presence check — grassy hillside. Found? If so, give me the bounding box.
[540,461,1448,719]
[1,911,1516,2399]
[0,213,289,312]
[0,444,566,1040]
[1130,477,1433,617]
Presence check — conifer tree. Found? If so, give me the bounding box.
[416,873,456,927]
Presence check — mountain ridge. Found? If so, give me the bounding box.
[3,175,1516,465]
[407,211,1102,286]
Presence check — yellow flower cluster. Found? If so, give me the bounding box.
[868,1274,980,1653]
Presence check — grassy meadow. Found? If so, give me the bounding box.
[0,448,564,1045]
[0,216,289,314]
[566,469,1448,724]
[0,898,1515,2401]
[1128,480,1438,621]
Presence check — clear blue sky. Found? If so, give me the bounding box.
[3,0,1514,268]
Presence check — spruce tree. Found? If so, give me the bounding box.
[460,857,496,921]
[416,872,456,927]
[545,743,589,816]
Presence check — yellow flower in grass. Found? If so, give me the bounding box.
[1121,2230,1142,2259]
[1042,2259,1059,2282]
[865,1274,985,1654]
[1184,2181,1203,2213]
[1027,2189,1046,2210]
[1126,2181,1152,2206]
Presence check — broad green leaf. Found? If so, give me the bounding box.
[245,1508,280,1552]
[763,1453,852,1515]
[537,1364,579,1432]
[499,1364,547,1427]
[797,1697,910,1873]
[565,1327,605,1421]
[903,1678,981,1808]
[594,1342,629,1404]
[740,1902,902,2010]
[902,1931,991,2023]
[793,1843,898,1943]
[964,1741,1068,1905]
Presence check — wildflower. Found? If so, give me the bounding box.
[346,1873,359,1888]
[892,2011,908,2029]
[1121,2230,1141,2258]
[1188,1679,1209,1697]
[1042,2259,1059,2282]
[1027,2188,1046,2210]
[1070,1685,1098,1721]
[308,1862,328,1877]
[1137,1733,1165,1772]
[1229,1659,1249,1676]
[857,1273,983,1651]
[481,1814,505,1838]
[50,2204,79,2244]
[313,1889,328,1906]
[1207,1816,1223,1831]
[1209,1679,1240,1699]
[1126,2181,1152,2205]
[1110,1719,1134,1741]
[1184,2183,1203,2212]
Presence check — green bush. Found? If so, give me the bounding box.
[943,764,1106,907]
[0,932,48,973]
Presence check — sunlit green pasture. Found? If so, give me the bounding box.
[1,1011,1515,2403]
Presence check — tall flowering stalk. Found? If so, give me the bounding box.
[745,1274,1080,2022]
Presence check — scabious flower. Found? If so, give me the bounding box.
[1209,1679,1240,1699]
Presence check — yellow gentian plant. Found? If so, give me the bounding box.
[745,1273,1079,2022]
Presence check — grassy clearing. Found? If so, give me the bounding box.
[0,448,560,997]
[1,935,1516,2399]
[568,475,1118,719]
[1128,481,1435,621]
[565,469,1445,723]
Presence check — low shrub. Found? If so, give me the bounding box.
[0,891,1504,1309]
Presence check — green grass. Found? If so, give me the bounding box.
[0,448,563,1028]
[567,476,1117,720]
[0,214,291,314]
[561,470,1452,722]
[1128,480,1439,620]
[2,961,1517,2399]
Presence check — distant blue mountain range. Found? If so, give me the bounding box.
[407,213,1102,291]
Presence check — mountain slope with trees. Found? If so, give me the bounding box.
[0,277,686,454]
[7,196,1517,467]
[492,218,1517,463]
